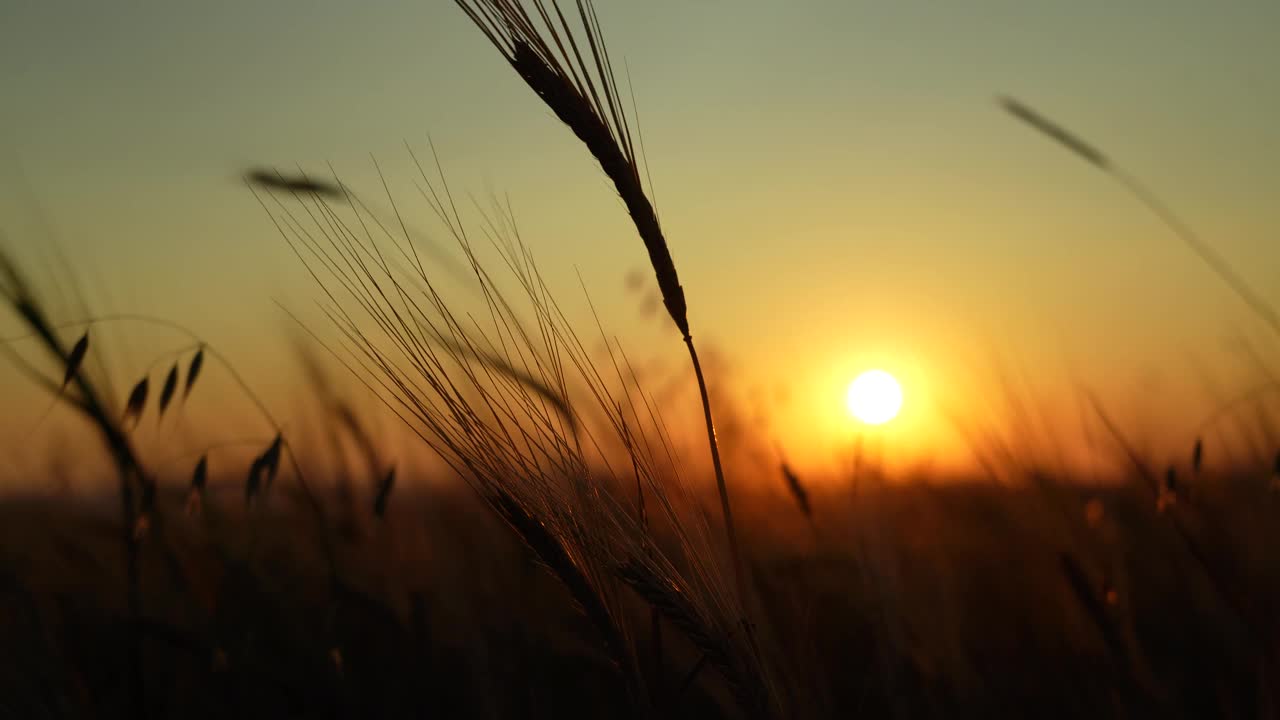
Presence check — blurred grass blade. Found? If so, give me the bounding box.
[245,168,344,199]
[999,96,1109,169]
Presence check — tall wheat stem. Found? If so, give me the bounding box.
[683,335,748,605]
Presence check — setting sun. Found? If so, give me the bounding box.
[846,370,903,425]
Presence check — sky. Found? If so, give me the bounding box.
[2,0,1279,481]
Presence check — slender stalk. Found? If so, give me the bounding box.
[1111,169,1280,336]
[683,336,748,608]
[1000,96,1279,337]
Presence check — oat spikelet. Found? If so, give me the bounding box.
[186,455,208,518]
[123,377,149,426]
[63,331,89,389]
[158,363,179,417]
[192,455,208,491]
[184,347,204,399]
[246,455,266,508]
[244,435,282,507]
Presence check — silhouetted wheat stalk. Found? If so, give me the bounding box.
[999,96,1280,336]
[455,0,752,629]
[617,557,763,713]
[491,487,646,708]
[244,1,781,703]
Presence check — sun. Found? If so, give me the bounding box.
[846,370,903,425]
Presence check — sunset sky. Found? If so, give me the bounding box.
[3,1,1279,479]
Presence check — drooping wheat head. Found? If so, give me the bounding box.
[453,2,755,657]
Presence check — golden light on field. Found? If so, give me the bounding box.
[846,370,903,426]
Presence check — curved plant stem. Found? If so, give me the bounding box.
[684,335,748,609]
[1111,170,1280,337]
[1000,96,1280,337]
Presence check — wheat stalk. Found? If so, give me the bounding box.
[455,0,752,629]
[616,557,763,714]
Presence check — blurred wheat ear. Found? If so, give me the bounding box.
[456,0,751,615]
[244,168,344,199]
[999,95,1280,336]
[998,97,1109,169]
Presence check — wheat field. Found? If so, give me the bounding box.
[2,1,1279,718]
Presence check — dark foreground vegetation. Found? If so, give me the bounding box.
[1,470,1278,719]
[4,1,1278,718]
